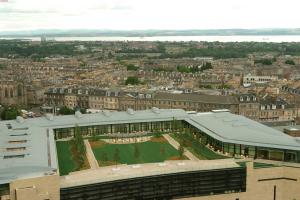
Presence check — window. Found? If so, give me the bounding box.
[4,154,25,159]
[9,133,28,137]
[8,140,27,144]
[6,147,26,151]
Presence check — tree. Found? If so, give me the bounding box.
[254,59,273,65]
[285,59,295,65]
[126,64,139,71]
[91,131,97,141]
[74,125,86,169]
[154,132,162,138]
[0,63,6,69]
[178,143,185,158]
[125,76,140,85]
[172,117,176,133]
[0,107,20,120]
[196,133,201,142]
[58,106,75,115]
[114,148,120,165]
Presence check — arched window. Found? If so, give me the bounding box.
[10,88,13,98]
[17,85,22,96]
[5,88,8,98]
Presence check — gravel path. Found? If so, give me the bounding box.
[84,140,99,169]
[163,134,200,161]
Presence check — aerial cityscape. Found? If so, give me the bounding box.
[1,0,300,200]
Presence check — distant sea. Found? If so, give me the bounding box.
[2,35,300,42]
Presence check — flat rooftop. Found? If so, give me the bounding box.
[60,159,239,188]
[0,109,187,184]
[0,125,57,184]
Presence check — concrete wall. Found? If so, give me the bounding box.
[184,162,300,200]
[9,175,60,200]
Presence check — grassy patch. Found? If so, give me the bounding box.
[56,141,77,176]
[56,140,89,176]
[171,133,228,160]
[91,136,186,166]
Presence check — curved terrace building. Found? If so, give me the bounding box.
[1,108,300,200]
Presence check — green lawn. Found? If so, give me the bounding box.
[170,133,228,160]
[90,137,185,166]
[56,141,77,176]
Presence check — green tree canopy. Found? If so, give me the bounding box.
[285,59,295,65]
[125,76,140,85]
[0,107,20,120]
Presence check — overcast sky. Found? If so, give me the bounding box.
[0,0,300,31]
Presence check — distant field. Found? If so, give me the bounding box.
[90,137,185,166]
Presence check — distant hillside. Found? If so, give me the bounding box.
[1,28,300,37]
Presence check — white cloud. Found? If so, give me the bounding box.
[0,0,299,31]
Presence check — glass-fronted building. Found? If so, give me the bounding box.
[51,109,300,163]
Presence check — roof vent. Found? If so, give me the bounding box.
[127,108,135,115]
[212,109,230,113]
[45,113,54,121]
[103,110,111,117]
[75,111,83,118]
[151,107,160,114]
[16,116,25,124]
[232,122,248,127]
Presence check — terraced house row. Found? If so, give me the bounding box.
[45,87,299,122]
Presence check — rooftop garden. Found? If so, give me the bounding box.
[89,135,187,167]
[56,126,90,176]
[170,132,228,160]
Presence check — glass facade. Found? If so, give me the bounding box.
[54,120,182,139]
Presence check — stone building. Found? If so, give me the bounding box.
[0,81,27,106]
[88,89,121,110]
[45,88,121,110]
[238,94,260,121]
[119,92,239,114]
[259,96,297,122]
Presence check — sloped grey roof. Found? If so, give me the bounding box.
[154,92,238,104]
[186,112,300,151]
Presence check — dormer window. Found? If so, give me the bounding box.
[246,96,250,101]
[253,97,256,101]
[240,97,244,102]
